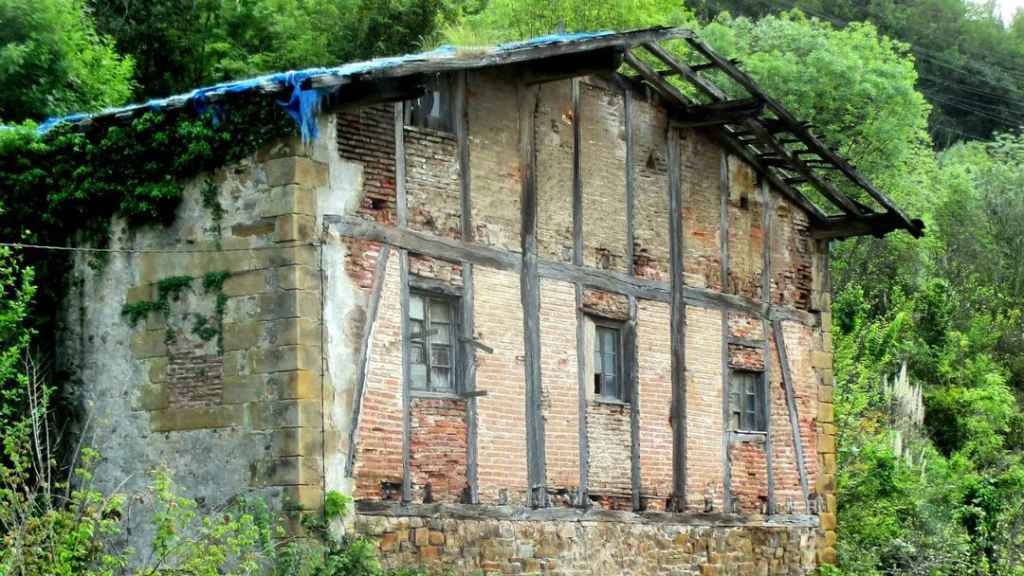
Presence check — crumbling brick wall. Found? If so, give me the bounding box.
[726,156,765,299]
[632,96,670,281]
[473,266,528,505]
[353,248,404,500]
[409,397,468,503]
[731,441,769,514]
[770,194,813,310]
[681,129,723,290]
[685,305,725,511]
[580,80,628,273]
[338,104,397,225]
[535,80,575,263]
[539,279,580,500]
[406,126,461,240]
[637,300,672,510]
[468,70,521,251]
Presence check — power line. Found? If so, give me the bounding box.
[0,241,320,254]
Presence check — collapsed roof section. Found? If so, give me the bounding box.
[39,27,923,240]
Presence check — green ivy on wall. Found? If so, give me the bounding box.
[122,270,232,353]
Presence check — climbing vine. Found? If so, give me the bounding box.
[0,95,293,343]
[122,270,232,353]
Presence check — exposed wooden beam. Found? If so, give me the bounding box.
[321,214,822,327]
[684,35,923,237]
[720,150,733,514]
[673,97,766,128]
[519,82,547,508]
[772,319,811,513]
[344,246,392,478]
[668,126,687,512]
[642,42,863,217]
[455,70,479,504]
[395,102,413,505]
[810,213,926,240]
[761,179,776,515]
[623,50,694,109]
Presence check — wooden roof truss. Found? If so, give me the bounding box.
[620,35,924,240]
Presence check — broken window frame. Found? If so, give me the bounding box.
[591,317,628,404]
[407,290,461,395]
[404,73,455,134]
[729,369,767,433]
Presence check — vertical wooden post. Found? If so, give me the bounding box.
[624,89,642,512]
[395,102,413,504]
[456,71,479,504]
[571,78,589,507]
[520,82,546,508]
[667,126,687,512]
[761,178,776,514]
[719,151,733,514]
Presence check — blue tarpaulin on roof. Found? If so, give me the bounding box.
[33,31,614,142]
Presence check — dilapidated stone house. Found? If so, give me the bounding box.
[59,27,923,574]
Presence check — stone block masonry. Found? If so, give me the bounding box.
[354,508,818,575]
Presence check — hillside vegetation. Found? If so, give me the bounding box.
[2,0,1024,574]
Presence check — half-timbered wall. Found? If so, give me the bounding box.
[336,68,837,569]
[78,61,837,574]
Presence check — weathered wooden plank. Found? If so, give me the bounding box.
[761,179,776,515]
[773,319,811,512]
[354,500,820,527]
[344,246,392,477]
[574,283,589,507]
[720,149,733,513]
[571,77,589,507]
[394,102,413,505]
[672,97,765,128]
[455,70,479,504]
[625,88,636,276]
[520,82,547,508]
[323,214,824,327]
[628,295,641,511]
[623,50,693,110]
[323,214,521,271]
[810,213,922,240]
[668,125,687,512]
[399,249,412,504]
[572,78,583,268]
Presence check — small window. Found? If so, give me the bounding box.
[405,75,454,133]
[730,370,766,432]
[409,292,459,393]
[592,319,627,403]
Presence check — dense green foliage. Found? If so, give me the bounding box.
[3,0,1024,573]
[88,0,464,101]
[0,0,135,123]
[695,0,1024,144]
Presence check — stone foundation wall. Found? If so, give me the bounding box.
[353,508,818,575]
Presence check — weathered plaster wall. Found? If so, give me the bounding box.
[62,115,351,550]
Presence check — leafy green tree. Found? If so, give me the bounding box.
[441,0,696,45]
[0,0,135,123]
[89,0,463,100]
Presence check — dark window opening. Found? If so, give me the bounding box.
[409,291,459,393]
[592,319,627,403]
[730,370,766,432]
[405,75,454,133]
